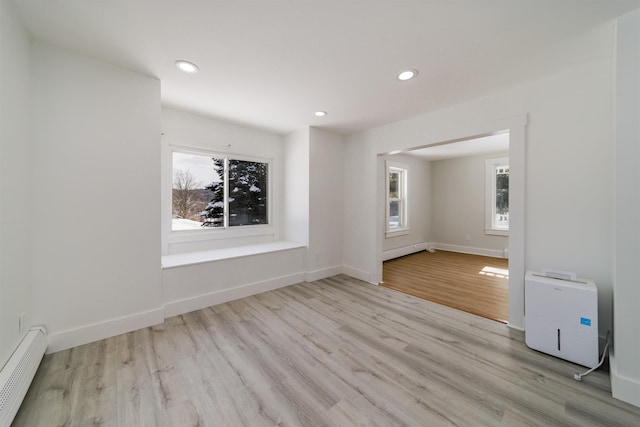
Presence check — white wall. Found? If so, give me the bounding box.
[381,153,431,254]
[307,128,344,280]
[344,21,616,333]
[612,9,640,407]
[161,107,284,254]
[343,134,378,283]
[30,43,163,352]
[283,128,309,246]
[0,0,32,367]
[162,247,306,318]
[430,152,508,257]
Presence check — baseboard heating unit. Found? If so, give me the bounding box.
[524,271,599,368]
[0,327,47,427]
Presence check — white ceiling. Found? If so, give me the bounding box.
[12,0,640,135]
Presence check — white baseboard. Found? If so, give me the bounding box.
[47,272,307,353]
[342,264,374,284]
[305,265,343,282]
[430,242,506,259]
[46,307,164,354]
[610,355,640,408]
[382,243,427,261]
[163,272,305,319]
[507,322,524,332]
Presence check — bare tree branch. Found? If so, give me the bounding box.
[172,169,202,220]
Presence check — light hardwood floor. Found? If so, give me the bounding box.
[383,250,509,323]
[13,275,640,426]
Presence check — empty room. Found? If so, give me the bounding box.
[381,133,511,323]
[1,1,640,426]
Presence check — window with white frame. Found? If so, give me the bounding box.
[485,157,509,236]
[386,161,409,236]
[172,150,269,231]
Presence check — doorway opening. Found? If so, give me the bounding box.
[380,131,510,323]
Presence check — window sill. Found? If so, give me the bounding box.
[386,228,410,238]
[484,228,509,237]
[161,241,305,269]
[168,224,275,244]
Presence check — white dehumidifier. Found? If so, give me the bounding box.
[524,270,599,368]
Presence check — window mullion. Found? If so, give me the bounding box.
[491,164,500,229]
[223,157,229,229]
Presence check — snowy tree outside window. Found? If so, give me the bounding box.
[172,151,269,231]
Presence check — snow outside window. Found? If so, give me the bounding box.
[485,157,509,236]
[386,161,409,237]
[172,150,269,231]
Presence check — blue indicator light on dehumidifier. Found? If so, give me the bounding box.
[580,317,592,326]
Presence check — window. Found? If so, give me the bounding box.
[172,150,269,231]
[386,161,409,236]
[485,157,509,236]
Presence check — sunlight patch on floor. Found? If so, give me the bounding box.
[479,266,509,279]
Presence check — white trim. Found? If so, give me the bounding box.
[485,156,509,235]
[46,307,164,354]
[169,144,273,166]
[385,161,409,233]
[304,265,344,282]
[162,241,304,269]
[429,242,507,259]
[484,228,509,237]
[507,117,526,330]
[169,224,275,244]
[610,355,640,407]
[168,146,274,245]
[342,264,374,284]
[382,242,428,261]
[222,156,230,228]
[507,323,525,332]
[163,272,304,318]
[385,228,410,238]
[373,115,526,328]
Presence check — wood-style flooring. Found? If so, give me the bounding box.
[383,250,509,323]
[13,275,640,426]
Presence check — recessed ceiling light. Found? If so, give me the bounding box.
[397,69,418,81]
[175,60,199,74]
[314,111,327,117]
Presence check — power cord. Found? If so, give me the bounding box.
[573,330,610,381]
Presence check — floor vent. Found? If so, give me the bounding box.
[0,327,47,427]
